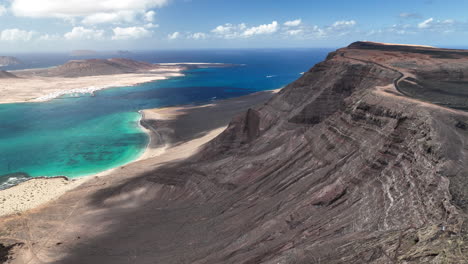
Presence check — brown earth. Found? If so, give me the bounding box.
[3,42,468,263]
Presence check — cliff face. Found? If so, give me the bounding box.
[3,42,468,263]
[161,42,468,263]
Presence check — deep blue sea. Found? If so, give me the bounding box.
[0,49,332,189]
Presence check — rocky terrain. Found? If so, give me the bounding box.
[3,42,468,263]
[0,56,21,67]
[40,58,157,77]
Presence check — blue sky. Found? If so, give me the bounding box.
[0,0,467,52]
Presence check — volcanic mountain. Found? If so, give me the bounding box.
[43,58,157,77]
[3,42,468,263]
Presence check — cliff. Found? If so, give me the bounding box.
[3,42,468,263]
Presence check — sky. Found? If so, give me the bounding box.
[0,0,467,52]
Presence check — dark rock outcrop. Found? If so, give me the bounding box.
[0,243,23,263]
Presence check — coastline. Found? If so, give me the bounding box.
[0,89,279,217]
[0,62,240,104]
[0,70,185,104]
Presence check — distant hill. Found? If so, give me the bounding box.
[117,50,133,56]
[70,50,98,57]
[0,56,22,67]
[0,70,18,78]
[46,58,156,77]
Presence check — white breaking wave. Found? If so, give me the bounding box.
[266,75,276,78]
[300,72,305,75]
[0,175,30,190]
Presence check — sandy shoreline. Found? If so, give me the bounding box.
[0,70,184,104]
[0,89,278,217]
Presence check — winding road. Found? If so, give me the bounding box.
[340,51,409,97]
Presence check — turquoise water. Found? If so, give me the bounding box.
[0,49,331,189]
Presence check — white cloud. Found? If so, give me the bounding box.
[416,18,456,32]
[168,31,180,40]
[11,0,169,18]
[211,21,279,39]
[0,28,36,41]
[190,32,206,40]
[286,29,303,36]
[367,17,459,37]
[209,19,356,40]
[243,21,279,37]
[399,13,421,19]
[144,23,159,28]
[64,27,104,40]
[418,18,433,28]
[211,23,246,39]
[299,25,326,39]
[330,20,356,30]
[284,20,356,39]
[144,10,155,22]
[284,19,301,27]
[38,34,61,41]
[112,26,151,40]
[0,5,7,16]
[82,11,137,25]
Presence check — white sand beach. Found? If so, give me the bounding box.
[0,70,184,104]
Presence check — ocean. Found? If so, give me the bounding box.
[0,49,332,189]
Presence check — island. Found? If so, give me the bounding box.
[0,58,230,104]
[0,56,21,67]
[70,50,98,57]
